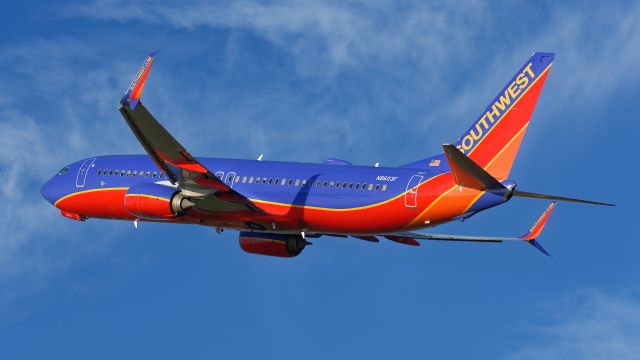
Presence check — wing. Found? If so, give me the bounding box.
[119,53,263,214]
[352,202,557,256]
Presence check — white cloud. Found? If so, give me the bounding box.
[0,38,137,280]
[508,289,640,359]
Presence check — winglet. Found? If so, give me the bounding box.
[121,51,157,110]
[521,202,556,256]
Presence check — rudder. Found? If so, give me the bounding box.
[455,52,555,180]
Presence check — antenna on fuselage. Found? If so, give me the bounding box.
[374,162,380,167]
[257,154,264,161]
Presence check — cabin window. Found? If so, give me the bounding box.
[139,170,143,177]
[375,184,380,191]
[132,170,137,176]
[288,179,293,185]
[382,184,387,191]
[268,178,274,184]
[248,176,254,184]
[342,182,347,188]
[368,184,374,190]
[323,181,328,187]
[126,170,131,176]
[362,183,367,190]
[120,170,125,176]
[152,172,157,178]
[97,169,102,175]
[145,171,150,178]
[294,179,300,186]
[329,181,334,188]
[349,182,353,189]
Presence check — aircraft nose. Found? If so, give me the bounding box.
[40,177,58,205]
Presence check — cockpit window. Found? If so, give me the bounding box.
[58,167,70,175]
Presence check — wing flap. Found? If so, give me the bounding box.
[386,202,557,255]
[118,54,264,214]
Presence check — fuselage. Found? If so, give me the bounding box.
[41,155,511,234]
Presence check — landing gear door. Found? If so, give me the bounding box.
[405,175,423,208]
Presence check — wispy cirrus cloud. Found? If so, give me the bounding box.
[508,288,640,360]
[68,0,640,153]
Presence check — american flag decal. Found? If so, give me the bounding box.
[429,159,441,167]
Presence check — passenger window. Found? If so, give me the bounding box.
[382,184,387,191]
[288,179,293,185]
[323,181,328,187]
[268,178,274,184]
[152,172,157,178]
[294,179,300,186]
[329,181,334,188]
[368,184,374,190]
[262,178,267,184]
[145,171,150,178]
[249,176,254,184]
[342,182,347,188]
[280,179,285,185]
[375,184,380,191]
[355,183,359,189]
[127,170,131,176]
[97,169,102,175]
[242,176,247,183]
[349,182,353,189]
[133,170,137,176]
[362,183,367,190]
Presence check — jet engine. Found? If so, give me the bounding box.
[239,232,308,257]
[124,183,193,220]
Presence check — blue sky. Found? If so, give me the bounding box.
[1,0,639,358]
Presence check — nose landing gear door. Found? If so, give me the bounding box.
[404,175,423,208]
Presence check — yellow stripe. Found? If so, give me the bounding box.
[250,173,448,212]
[54,187,128,207]
[466,64,551,157]
[403,186,458,229]
[404,64,553,228]
[482,123,529,172]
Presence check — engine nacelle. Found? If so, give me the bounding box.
[239,232,307,258]
[124,183,192,220]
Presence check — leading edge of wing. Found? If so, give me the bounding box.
[118,53,264,214]
[388,202,557,255]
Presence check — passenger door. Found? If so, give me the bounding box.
[404,175,423,208]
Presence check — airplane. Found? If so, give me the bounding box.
[40,52,612,258]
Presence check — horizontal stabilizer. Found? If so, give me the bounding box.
[442,144,506,192]
[513,190,614,207]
